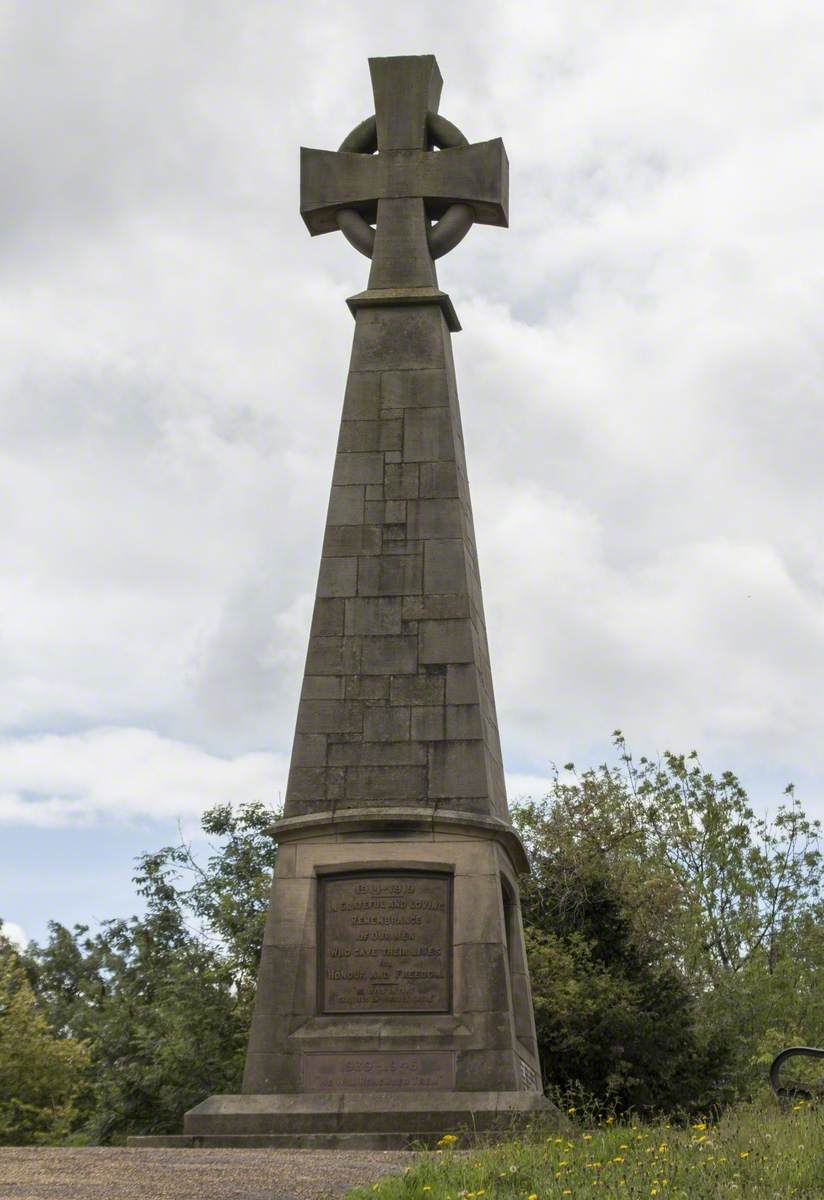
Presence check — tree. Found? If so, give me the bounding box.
[0,938,89,1145]
[27,800,279,1142]
[135,800,277,1000]
[518,831,730,1115]
[514,735,824,1109]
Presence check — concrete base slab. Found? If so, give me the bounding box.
[126,1089,565,1149]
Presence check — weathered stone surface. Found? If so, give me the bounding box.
[359,635,417,674]
[303,1050,455,1091]
[328,740,425,766]
[356,553,422,597]
[350,307,446,373]
[361,705,410,741]
[343,765,427,801]
[345,676,389,701]
[418,618,475,665]
[422,538,467,594]
[327,485,366,525]
[389,675,445,705]
[296,700,362,734]
[310,598,345,637]
[419,460,460,498]
[316,557,358,598]
[410,706,445,740]
[324,525,382,557]
[301,676,345,701]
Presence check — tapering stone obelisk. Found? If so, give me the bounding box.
[148,54,558,1148]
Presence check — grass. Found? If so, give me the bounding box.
[347,1099,824,1200]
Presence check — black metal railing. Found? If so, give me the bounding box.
[769,1046,824,1103]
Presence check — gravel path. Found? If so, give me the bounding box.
[0,1147,415,1200]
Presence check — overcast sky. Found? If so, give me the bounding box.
[2,1,823,947]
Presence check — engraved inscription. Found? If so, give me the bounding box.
[320,871,451,1012]
[304,1050,455,1091]
[519,1057,538,1091]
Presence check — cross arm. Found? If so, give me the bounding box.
[300,138,509,237]
[415,139,508,227]
[300,148,383,236]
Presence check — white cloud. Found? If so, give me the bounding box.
[1,921,27,950]
[0,729,286,828]
[506,773,557,803]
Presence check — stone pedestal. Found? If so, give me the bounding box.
[135,809,554,1148]
[246,809,543,1093]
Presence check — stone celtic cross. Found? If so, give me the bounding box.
[300,55,508,307]
[148,54,559,1151]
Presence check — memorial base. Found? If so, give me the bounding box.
[127,1090,562,1149]
[241,811,544,1096]
[129,809,566,1148]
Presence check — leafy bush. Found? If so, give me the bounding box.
[0,948,89,1145]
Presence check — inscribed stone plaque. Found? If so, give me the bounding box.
[319,871,452,1012]
[304,1050,455,1091]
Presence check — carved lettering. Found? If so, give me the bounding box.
[319,871,452,1012]
[304,1051,455,1091]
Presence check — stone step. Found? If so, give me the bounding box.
[128,1131,457,1150]
[177,1090,560,1139]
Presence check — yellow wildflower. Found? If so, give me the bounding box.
[740,1151,749,1159]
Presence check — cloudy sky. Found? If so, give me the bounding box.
[2,1,823,946]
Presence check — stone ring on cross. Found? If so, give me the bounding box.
[335,112,475,260]
[300,56,508,293]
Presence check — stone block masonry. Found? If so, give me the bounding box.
[284,304,509,824]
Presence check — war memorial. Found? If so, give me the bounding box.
[135,53,559,1149]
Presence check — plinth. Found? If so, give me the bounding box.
[131,54,561,1149]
